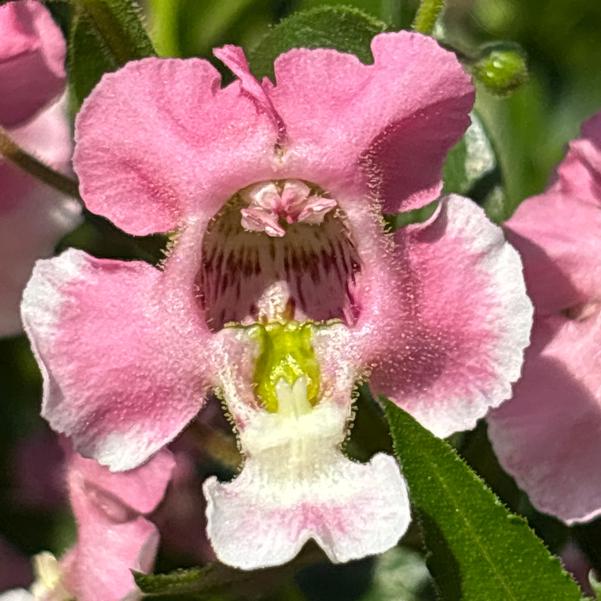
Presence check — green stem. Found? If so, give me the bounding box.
[412,0,445,34]
[148,0,181,57]
[0,125,80,199]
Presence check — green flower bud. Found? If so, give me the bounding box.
[472,43,528,96]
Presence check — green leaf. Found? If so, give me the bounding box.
[249,6,386,79]
[384,401,583,601]
[384,200,438,231]
[443,113,497,197]
[442,112,509,223]
[68,0,155,109]
[136,548,322,599]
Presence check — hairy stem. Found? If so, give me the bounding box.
[413,0,445,34]
[0,125,80,199]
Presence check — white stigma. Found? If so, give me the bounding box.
[275,376,313,418]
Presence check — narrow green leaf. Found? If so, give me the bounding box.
[249,6,386,79]
[136,548,322,599]
[68,0,155,108]
[384,401,583,601]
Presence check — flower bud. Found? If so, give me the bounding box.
[472,43,528,96]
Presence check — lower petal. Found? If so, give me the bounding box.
[204,420,409,570]
[488,313,601,524]
[205,453,408,569]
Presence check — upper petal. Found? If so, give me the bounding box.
[74,58,277,235]
[0,1,66,126]
[21,246,214,471]
[0,96,80,337]
[488,312,601,524]
[270,32,474,209]
[367,195,532,437]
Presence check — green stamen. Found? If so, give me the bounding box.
[251,321,320,413]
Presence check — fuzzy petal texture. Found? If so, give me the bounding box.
[65,449,174,601]
[21,242,215,471]
[488,314,601,523]
[204,403,409,569]
[368,195,532,437]
[74,58,277,235]
[0,0,66,127]
[269,32,474,209]
[1,97,79,337]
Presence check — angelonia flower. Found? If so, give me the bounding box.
[0,447,174,601]
[488,112,601,524]
[0,0,80,337]
[22,33,532,569]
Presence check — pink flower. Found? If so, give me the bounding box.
[22,33,532,568]
[0,0,80,337]
[488,112,601,524]
[0,447,174,601]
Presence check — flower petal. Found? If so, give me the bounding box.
[74,58,277,235]
[65,449,174,601]
[205,453,408,569]
[488,313,601,524]
[367,195,532,437]
[556,112,601,205]
[0,0,66,127]
[270,32,473,209]
[205,432,409,569]
[0,96,79,337]
[505,111,601,315]
[21,247,214,471]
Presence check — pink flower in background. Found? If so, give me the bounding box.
[0,0,80,337]
[488,112,601,524]
[22,33,531,568]
[0,447,174,601]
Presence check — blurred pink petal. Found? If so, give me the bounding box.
[489,110,601,523]
[1,97,80,337]
[0,1,65,127]
[63,448,174,601]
